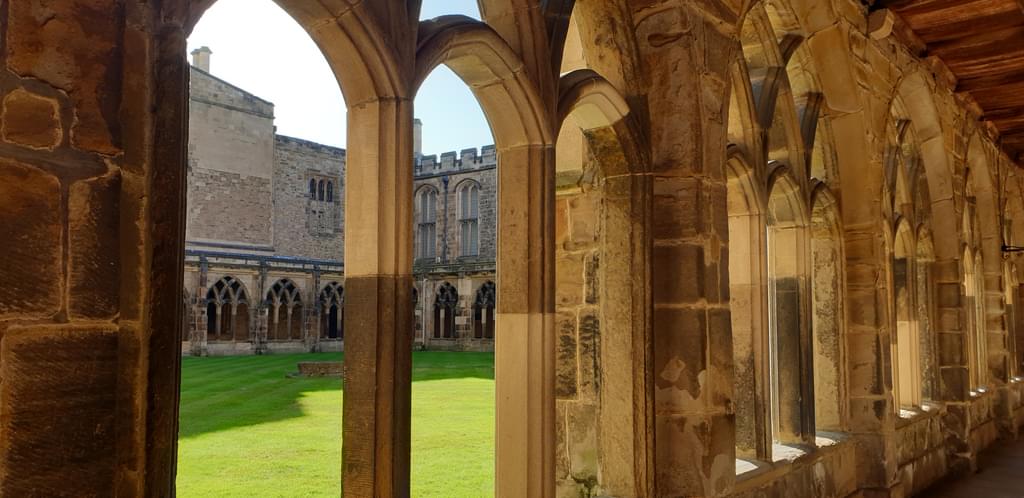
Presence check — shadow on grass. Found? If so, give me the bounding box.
[178,351,494,439]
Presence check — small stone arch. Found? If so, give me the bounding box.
[319,282,344,340]
[473,281,496,339]
[205,276,250,342]
[266,279,303,341]
[433,282,459,339]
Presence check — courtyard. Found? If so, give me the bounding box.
[177,352,495,497]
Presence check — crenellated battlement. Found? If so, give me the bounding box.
[414,144,497,176]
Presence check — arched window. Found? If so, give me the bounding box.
[326,181,334,202]
[318,179,325,201]
[893,220,921,409]
[266,279,303,341]
[309,178,317,199]
[205,276,250,342]
[433,282,458,339]
[458,182,480,256]
[765,174,811,446]
[473,281,495,339]
[417,188,438,260]
[319,282,344,340]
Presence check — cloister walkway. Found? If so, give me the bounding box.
[920,436,1024,497]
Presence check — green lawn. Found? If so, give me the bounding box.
[177,352,495,497]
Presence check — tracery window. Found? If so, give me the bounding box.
[318,180,325,201]
[433,282,458,339]
[473,281,495,339]
[892,221,922,409]
[205,276,250,342]
[417,188,438,260]
[458,182,480,256]
[266,279,303,341]
[319,282,344,340]
[326,181,334,202]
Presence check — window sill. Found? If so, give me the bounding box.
[896,402,940,428]
[734,434,852,491]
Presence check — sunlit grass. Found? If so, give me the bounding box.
[176,351,494,497]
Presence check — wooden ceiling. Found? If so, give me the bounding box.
[875,0,1024,164]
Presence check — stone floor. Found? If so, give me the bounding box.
[918,437,1024,497]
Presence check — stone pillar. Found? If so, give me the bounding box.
[0,1,188,494]
[933,256,974,472]
[494,143,556,498]
[632,4,736,496]
[341,97,415,498]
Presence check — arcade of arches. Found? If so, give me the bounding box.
[4,0,1024,497]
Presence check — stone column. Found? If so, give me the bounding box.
[341,97,415,498]
[494,143,556,498]
[0,1,188,494]
[632,4,736,496]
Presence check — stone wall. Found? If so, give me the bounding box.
[186,68,275,247]
[273,135,345,260]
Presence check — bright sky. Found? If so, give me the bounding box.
[186,0,493,154]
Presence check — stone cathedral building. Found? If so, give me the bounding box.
[183,50,498,355]
[7,1,1024,497]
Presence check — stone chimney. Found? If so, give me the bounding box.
[191,46,212,72]
[413,118,423,158]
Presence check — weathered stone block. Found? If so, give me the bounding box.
[69,172,121,319]
[1,89,61,149]
[0,327,118,495]
[0,160,62,318]
[653,244,705,304]
[7,0,124,154]
[654,307,706,410]
[556,312,579,399]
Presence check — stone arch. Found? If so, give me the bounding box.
[415,15,555,496]
[893,70,958,261]
[433,282,459,339]
[319,282,344,340]
[185,1,406,104]
[205,276,250,342]
[266,278,303,341]
[473,281,496,339]
[810,185,845,431]
[728,60,760,156]
[554,66,651,495]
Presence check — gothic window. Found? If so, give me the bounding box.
[318,180,325,201]
[326,181,334,202]
[266,279,303,341]
[417,188,438,260]
[309,179,316,199]
[892,220,922,409]
[458,182,480,256]
[473,281,495,339]
[319,282,344,340]
[433,282,458,339]
[205,276,250,342]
